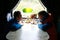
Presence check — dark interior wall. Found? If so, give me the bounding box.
[0,0,19,26]
[0,0,19,20]
[0,0,19,39]
[41,0,60,16]
[41,0,60,17]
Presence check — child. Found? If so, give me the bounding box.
[8,11,23,31]
[38,11,57,40]
[30,14,37,24]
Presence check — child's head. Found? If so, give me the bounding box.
[14,11,22,21]
[38,11,49,21]
[30,14,37,19]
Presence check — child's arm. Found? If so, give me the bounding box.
[10,23,23,31]
[38,22,52,31]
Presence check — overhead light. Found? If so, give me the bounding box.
[23,8,33,13]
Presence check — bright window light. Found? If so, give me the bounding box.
[13,0,47,18]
